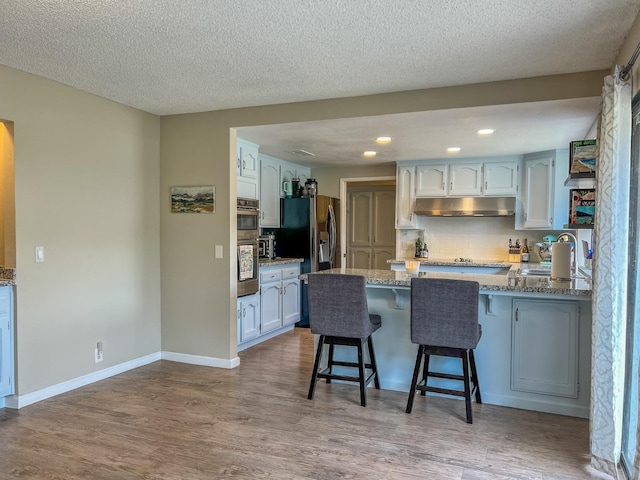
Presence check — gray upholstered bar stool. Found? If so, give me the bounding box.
[406,277,482,423]
[307,274,381,407]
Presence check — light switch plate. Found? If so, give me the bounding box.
[215,245,223,258]
[35,246,44,263]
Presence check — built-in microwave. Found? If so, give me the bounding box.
[237,197,259,232]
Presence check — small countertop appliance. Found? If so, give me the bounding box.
[258,234,276,260]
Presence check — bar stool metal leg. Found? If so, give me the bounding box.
[357,342,367,407]
[308,335,325,400]
[406,345,424,413]
[469,349,482,404]
[367,336,380,389]
[327,343,335,384]
[461,350,472,424]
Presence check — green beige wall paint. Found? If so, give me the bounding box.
[0,64,161,395]
[160,70,606,364]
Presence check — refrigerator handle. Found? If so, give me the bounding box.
[327,204,336,269]
[310,195,318,272]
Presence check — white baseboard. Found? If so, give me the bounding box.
[161,351,240,369]
[480,392,589,419]
[3,349,242,410]
[5,351,161,409]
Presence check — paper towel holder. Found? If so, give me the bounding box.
[551,233,577,280]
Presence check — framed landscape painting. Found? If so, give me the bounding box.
[171,186,215,213]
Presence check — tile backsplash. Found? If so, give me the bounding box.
[397,217,561,263]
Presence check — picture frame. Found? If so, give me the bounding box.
[569,140,597,174]
[569,188,595,225]
[171,186,215,213]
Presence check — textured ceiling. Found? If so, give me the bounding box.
[0,0,638,115]
[1,1,638,167]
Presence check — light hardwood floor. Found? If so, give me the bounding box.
[0,329,611,480]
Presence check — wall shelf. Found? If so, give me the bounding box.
[563,223,594,230]
[564,172,595,188]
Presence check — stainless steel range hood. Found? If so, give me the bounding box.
[413,196,515,217]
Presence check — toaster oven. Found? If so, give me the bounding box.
[258,234,276,260]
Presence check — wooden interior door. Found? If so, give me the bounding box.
[346,185,395,269]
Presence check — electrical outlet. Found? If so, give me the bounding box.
[95,341,103,363]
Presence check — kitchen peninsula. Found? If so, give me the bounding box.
[302,264,592,418]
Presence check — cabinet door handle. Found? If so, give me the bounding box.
[262,211,265,219]
[442,182,445,190]
[515,308,519,321]
[243,160,246,169]
[237,158,241,168]
[243,308,246,318]
[485,181,488,190]
[283,286,287,295]
[450,181,454,191]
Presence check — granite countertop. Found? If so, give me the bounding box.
[301,265,592,298]
[0,267,16,286]
[259,258,304,267]
[388,258,514,268]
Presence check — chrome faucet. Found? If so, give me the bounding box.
[557,232,578,276]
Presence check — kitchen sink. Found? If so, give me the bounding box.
[421,265,512,275]
[516,267,589,280]
[517,268,552,276]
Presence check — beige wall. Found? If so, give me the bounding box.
[311,165,396,198]
[617,12,640,96]
[160,71,606,363]
[0,65,161,395]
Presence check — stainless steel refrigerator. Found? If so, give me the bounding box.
[274,194,340,325]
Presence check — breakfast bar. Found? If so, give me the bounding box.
[302,264,592,418]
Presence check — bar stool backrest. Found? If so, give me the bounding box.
[308,274,375,338]
[410,278,480,349]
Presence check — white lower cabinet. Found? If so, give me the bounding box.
[238,263,301,350]
[511,299,579,397]
[260,265,301,333]
[0,286,14,398]
[237,293,260,344]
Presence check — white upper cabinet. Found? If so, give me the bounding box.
[259,155,281,227]
[449,163,483,196]
[415,164,448,197]
[238,139,258,179]
[484,161,519,196]
[518,149,569,230]
[411,159,519,199]
[237,138,259,200]
[395,166,416,229]
[259,154,310,227]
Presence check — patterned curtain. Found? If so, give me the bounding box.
[591,65,632,476]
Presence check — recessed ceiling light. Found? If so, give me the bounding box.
[477,129,495,135]
[447,147,461,153]
[375,136,392,144]
[363,151,377,157]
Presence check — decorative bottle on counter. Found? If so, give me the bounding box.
[521,239,530,262]
[422,243,429,259]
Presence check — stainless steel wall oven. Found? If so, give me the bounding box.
[237,198,259,296]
